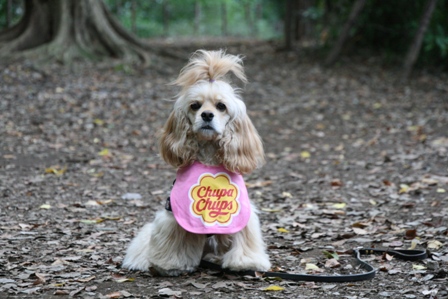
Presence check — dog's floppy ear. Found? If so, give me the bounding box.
[220,113,265,174]
[158,110,196,168]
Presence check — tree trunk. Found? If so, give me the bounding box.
[0,0,150,64]
[0,0,32,44]
[295,0,313,41]
[6,0,12,28]
[402,0,438,80]
[222,3,228,36]
[324,0,367,66]
[284,0,294,49]
[194,1,201,35]
[255,2,262,37]
[131,0,137,34]
[163,1,170,37]
[244,2,255,37]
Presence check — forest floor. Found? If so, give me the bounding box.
[1,40,447,299]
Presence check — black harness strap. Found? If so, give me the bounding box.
[165,197,172,211]
[165,179,176,212]
[199,248,427,282]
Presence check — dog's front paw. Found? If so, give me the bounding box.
[222,251,271,272]
[122,254,152,271]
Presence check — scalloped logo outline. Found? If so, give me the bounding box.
[189,172,241,226]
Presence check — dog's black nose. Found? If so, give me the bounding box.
[201,111,214,122]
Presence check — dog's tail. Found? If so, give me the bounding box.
[172,50,247,91]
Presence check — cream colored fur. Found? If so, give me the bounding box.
[122,50,270,275]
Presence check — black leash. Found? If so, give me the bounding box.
[199,248,427,282]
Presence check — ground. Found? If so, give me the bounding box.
[0,40,447,299]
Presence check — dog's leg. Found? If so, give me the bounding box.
[221,207,271,271]
[123,210,206,276]
[122,222,155,271]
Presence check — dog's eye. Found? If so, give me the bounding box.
[190,102,201,111]
[216,103,226,112]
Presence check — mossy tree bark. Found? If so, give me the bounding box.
[0,0,150,64]
[402,0,438,80]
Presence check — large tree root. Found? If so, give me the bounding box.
[0,0,151,65]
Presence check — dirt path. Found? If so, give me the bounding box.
[1,41,447,298]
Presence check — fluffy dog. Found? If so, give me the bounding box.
[122,50,271,276]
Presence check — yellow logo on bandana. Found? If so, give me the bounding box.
[190,173,240,225]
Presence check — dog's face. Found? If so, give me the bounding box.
[182,82,241,140]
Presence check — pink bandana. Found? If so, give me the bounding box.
[170,161,251,234]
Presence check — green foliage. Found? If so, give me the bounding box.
[103,0,282,39]
[0,0,23,28]
[312,0,448,67]
[0,0,283,40]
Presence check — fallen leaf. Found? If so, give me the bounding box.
[121,193,142,200]
[412,264,427,270]
[34,272,47,284]
[21,287,41,294]
[305,263,320,271]
[427,240,443,250]
[322,250,339,260]
[332,202,346,209]
[102,216,121,221]
[300,151,311,159]
[245,180,273,188]
[77,276,96,282]
[191,282,208,289]
[405,229,417,240]
[383,253,393,261]
[383,179,393,186]
[98,148,111,157]
[325,258,341,268]
[106,291,122,298]
[387,241,403,247]
[261,207,282,212]
[421,289,438,296]
[158,288,182,297]
[0,279,15,284]
[408,239,419,250]
[281,191,292,198]
[90,171,104,178]
[111,273,134,283]
[85,200,100,206]
[45,165,67,176]
[211,281,228,289]
[69,287,85,297]
[277,227,289,233]
[353,227,368,235]
[421,178,439,185]
[80,219,104,224]
[399,184,409,194]
[351,222,370,228]
[39,204,51,209]
[263,285,284,291]
[330,179,343,187]
[388,269,401,275]
[93,118,105,126]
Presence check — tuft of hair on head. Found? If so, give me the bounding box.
[171,50,247,92]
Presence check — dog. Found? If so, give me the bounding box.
[122,50,271,276]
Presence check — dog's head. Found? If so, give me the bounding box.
[159,50,264,174]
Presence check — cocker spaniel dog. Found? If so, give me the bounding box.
[122,50,271,276]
